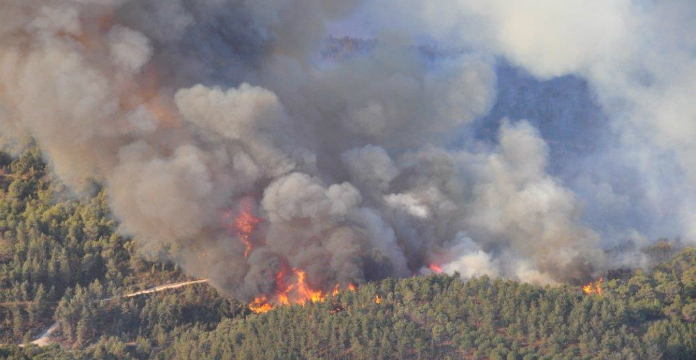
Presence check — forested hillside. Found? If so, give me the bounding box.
[0,144,241,347]
[1,145,695,360]
[156,252,696,360]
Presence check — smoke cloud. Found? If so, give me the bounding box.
[1,0,687,301]
[369,0,696,246]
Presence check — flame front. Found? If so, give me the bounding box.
[295,269,324,304]
[249,268,357,313]
[226,201,357,314]
[582,278,604,296]
[249,297,273,314]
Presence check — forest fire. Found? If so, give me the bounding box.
[429,264,444,274]
[225,199,357,315]
[228,199,263,259]
[249,297,273,314]
[249,267,357,314]
[294,269,324,304]
[582,278,604,296]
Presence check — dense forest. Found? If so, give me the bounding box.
[1,145,695,360]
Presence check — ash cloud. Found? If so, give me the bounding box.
[0,0,669,301]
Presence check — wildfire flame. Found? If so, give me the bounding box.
[429,263,444,274]
[249,267,357,314]
[582,278,604,296]
[375,294,382,304]
[295,269,324,304]
[226,199,263,259]
[249,297,273,314]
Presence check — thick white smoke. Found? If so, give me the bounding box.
[370,0,696,244]
[2,0,666,302]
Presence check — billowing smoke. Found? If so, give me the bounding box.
[3,0,684,303]
[367,0,696,245]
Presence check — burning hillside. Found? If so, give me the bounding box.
[1,0,694,306]
[248,269,357,314]
[0,0,608,304]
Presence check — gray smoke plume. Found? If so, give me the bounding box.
[4,0,678,302]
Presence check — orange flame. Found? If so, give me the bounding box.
[248,270,357,314]
[582,278,604,296]
[235,210,261,258]
[227,199,262,259]
[249,297,273,314]
[233,204,356,314]
[429,264,444,274]
[295,269,324,304]
[375,295,382,304]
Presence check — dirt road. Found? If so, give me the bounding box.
[13,279,209,348]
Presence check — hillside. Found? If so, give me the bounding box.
[0,144,241,347]
[153,253,696,360]
[0,146,695,360]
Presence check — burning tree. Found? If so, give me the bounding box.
[582,278,604,296]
